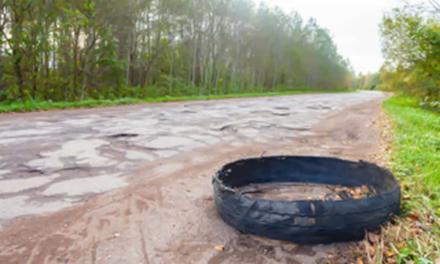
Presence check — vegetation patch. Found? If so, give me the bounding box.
[0,1,353,103]
[378,96,440,264]
[379,6,439,103]
[0,88,351,113]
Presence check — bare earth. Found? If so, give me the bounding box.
[0,91,388,263]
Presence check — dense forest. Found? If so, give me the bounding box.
[379,1,440,103]
[0,0,352,103]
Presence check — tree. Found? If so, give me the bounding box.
[0,0,353,103]
[380,5,440,101]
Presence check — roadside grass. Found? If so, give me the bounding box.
[380,96,440,263]
[0,88,352,113]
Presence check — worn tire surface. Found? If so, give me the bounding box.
[213,156,401,244]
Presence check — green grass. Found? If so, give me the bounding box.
[383,96,440,263]
[0,88,351,113]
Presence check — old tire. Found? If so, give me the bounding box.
[212,156,400,244]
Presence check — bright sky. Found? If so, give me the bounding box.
[255,0,402,74]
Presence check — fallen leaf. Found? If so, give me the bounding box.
[356,256,364,264]
[281,244,297,252]
[396,242,406,249]
[384,248,394,258]
[406,212,419,221]
[214,245,225,252]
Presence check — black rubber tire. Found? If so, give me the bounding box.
[212,156,401,244]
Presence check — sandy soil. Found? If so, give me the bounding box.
[0,91,389,263]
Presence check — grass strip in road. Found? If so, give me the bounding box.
[0,88,352,113]
[381,96,440,263]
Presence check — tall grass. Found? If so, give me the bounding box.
[382,96,440,263]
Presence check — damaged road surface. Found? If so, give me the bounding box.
[0,91,388,263]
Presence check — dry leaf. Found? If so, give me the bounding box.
[407,212,420,221]
[384,248,394,258]
[396,242,406,249]
[214,245,225,252]
[356,256,364,264]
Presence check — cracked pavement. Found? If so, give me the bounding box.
[0,91,390,264]
[0,91,383,224]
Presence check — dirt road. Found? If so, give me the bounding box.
[0,91,389,263]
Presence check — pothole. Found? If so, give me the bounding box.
[109,133,139,139]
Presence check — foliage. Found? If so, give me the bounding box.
[379,6,440,102]
[354,72,381,90]
[0,87,351,113]
[381,96,440,263]
[0,0,353,103]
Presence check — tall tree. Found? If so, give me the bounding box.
[380,4,440,101]
[0,0,353,102]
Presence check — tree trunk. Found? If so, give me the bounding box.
[72,27,81,100]
[11,4,25,101]
[13,49,25,100]
[80,30,96,100]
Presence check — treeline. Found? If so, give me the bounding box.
[0,0,352,102]
[380,2,440,103]
[354,73,381,91]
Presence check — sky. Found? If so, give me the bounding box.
[255,0,402,74]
